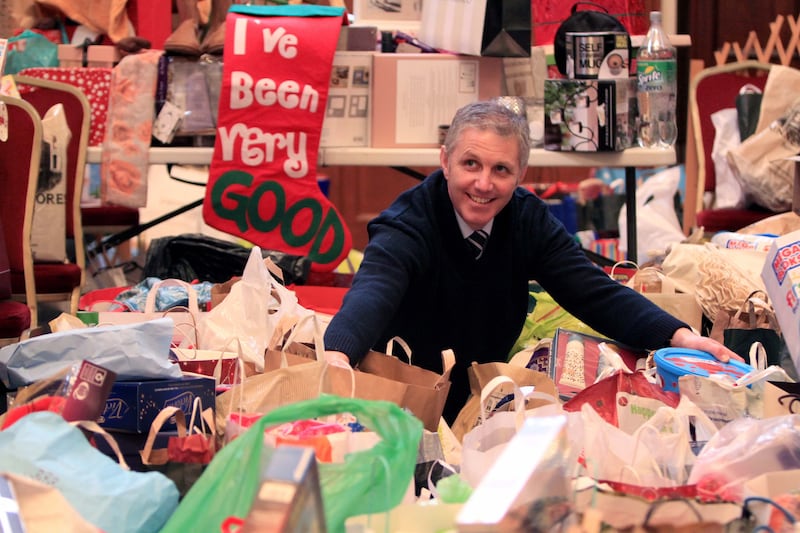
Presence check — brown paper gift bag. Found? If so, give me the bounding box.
[625,266,704,332]
[265,322,453,432]
[451,360,559,442]
[262,315,410,408]
[215,358,336,440]
[3,473,100,533]
[356,338,456,432]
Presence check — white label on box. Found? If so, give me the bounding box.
[152,101,184,144]
[395,59,481,145]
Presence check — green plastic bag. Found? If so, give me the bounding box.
[509,290,600,356]
[5,30,59,75]
[160,394,423,533]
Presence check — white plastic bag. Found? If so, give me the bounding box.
[710,107,749,209]
[197,246,314,371]
[618,165,686,263]
[577,396,717,487]
[460,375,561,488]
[688,415,800,502]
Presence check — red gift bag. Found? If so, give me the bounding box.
[140,398,215,497]
[533,0,648,46]
[563,370,679,429]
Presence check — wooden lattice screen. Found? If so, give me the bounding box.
[715,14,800,66]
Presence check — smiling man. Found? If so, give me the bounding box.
[323,100,738,423]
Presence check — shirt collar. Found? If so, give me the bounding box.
[454,210,493,239]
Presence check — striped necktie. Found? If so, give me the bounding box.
[466,229,488,259]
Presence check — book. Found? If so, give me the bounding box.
[551,328,647,400]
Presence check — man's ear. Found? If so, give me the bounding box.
[440,145,449,178]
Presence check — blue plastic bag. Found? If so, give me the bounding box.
[0,317,182,388]
[5,30,59,75]
[0,412,179,533]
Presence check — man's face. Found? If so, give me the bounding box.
[441,127,523,231]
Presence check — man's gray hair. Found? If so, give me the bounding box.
[443,100,531,170]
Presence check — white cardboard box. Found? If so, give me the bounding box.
[320,52,374,148]
[761,228,800,373]
[370,53,504,148]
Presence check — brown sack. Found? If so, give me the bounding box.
[356,339,455,432]
[265,322,454,432]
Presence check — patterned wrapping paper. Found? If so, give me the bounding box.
[100,49,163,208]
[19,66,112,147]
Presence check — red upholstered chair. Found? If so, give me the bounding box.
[13,76,89,319]
[0,217,31,347]
[689,60,782,234]
[0,94,40,328]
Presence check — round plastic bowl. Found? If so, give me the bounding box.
[653,347,754,392]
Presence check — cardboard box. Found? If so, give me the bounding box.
[336,26,379,51]
[761,229,800,374]
[320,52,373,148]
[240,446,325,533]
[86,45,120,68]
[550,328,645,400]
[57,44,83,68]
[743,469,800,528]
[544,77,636,151]
[99,375,215,433]
[370,53,504,148]
[791,155,800,216]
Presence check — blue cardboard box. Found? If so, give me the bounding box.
[100,375,215,433]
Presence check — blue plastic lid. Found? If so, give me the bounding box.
[653,347,754,382]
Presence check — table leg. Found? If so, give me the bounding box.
[625,166,637,264]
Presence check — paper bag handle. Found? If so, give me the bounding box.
[385,336,413,364]
[278,312,325,368]
[479,375,525,430]
[70,420,131,471]
[144,278,200,315]
[433,349,457,388]
[140,406,188,466]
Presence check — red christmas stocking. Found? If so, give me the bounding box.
[203,5,352,272]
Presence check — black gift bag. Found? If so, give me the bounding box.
[419,0,531,57]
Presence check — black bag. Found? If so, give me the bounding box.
[482,1,532,57]
[736,84,763,141]
[419,0,531,57]
[143,233,310,285]
[554,1,631,76]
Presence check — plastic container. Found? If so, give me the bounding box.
[710,231,778,253]
[653,347,754,392]
[636,11,677,148]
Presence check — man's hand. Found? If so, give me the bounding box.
[669,327,744,363]
[324,350,352,367]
